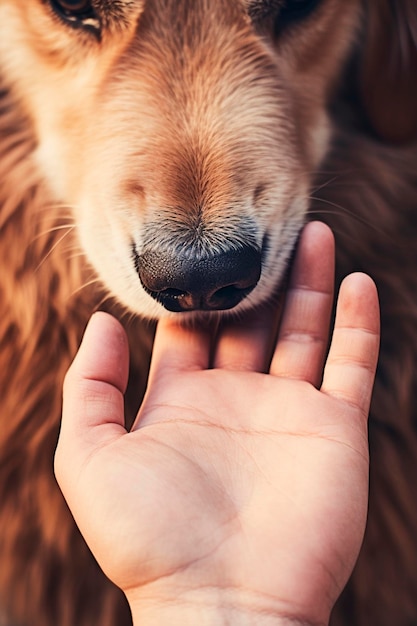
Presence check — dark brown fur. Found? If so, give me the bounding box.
[0,1,417,625]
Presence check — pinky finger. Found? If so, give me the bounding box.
[321,273,380,418]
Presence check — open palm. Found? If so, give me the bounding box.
[55,223,379,626]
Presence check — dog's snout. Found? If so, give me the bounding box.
[136,244,261,312]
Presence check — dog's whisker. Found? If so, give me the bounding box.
[308,197,400,246]
[35,228,75,271]
[307,195,378,228]
[66,249,89,262]
[93,293,121,313]
[70,276,103,299]
[310,175,341,194]
[32,223,75,242]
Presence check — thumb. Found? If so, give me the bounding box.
[55,312,129,488]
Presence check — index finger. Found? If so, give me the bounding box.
[147,317,214,383]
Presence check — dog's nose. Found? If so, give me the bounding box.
[136,243,261,312]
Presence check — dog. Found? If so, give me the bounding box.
[0,0,416,625]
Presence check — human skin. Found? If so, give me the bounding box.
[55,222,380,626]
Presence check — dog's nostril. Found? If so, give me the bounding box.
[208,284,255,309]
[162,288,186,299]
[136,243,261,312]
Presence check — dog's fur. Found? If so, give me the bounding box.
[0,0,416,624]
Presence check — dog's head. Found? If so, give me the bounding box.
[0,0,416,318]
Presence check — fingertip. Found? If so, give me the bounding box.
[84,311,128,356]
[337,273,380,336]
[302,220,334,241]
[67,311,130,395]
[290,221,335,292]
[340,272,379,302]
[300,221,335,257]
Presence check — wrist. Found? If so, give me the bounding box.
[126,585,327,626]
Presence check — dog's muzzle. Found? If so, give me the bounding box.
[135,243,261,312]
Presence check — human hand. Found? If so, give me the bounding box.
[55,222,380,626]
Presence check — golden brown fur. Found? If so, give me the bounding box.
[0,1,416,625]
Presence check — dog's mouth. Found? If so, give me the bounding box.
[132,237,269,313]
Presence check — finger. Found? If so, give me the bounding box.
[270,221,335,385]
[212,298,283,372]
[321,273,380,417]
[147,317,214,382]
[55,312,128,483]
